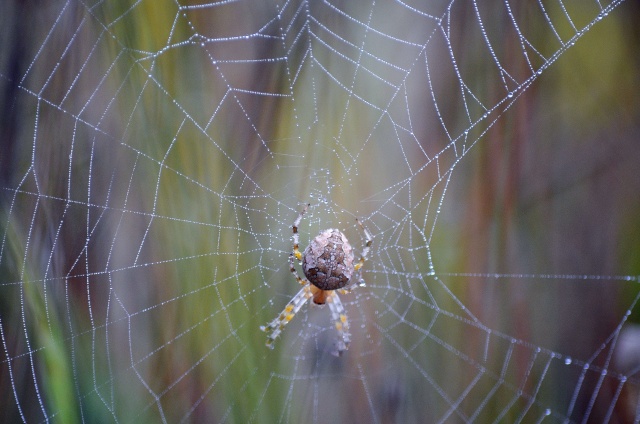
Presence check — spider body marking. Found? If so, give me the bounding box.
[261,204,372,355]
[302,228,355,293]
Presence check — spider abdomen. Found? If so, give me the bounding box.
[302,229,355,291]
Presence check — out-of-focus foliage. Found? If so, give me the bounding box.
[1,1,639,422]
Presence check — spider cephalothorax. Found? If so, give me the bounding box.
[260,204,372,354]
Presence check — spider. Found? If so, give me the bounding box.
[261,204,372,354]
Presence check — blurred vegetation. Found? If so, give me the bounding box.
[1,0,640,422]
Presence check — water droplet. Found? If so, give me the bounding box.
[564,357,572,365]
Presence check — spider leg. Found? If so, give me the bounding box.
[289,253,305,285]
[353,218,373,271]
[292,203,310,261]
[261,205,314,349]
[326,291,350,355]
[260,283,313,349]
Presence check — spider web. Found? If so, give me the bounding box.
[1,0,639,422]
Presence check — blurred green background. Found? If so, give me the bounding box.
[1,0,640,422]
